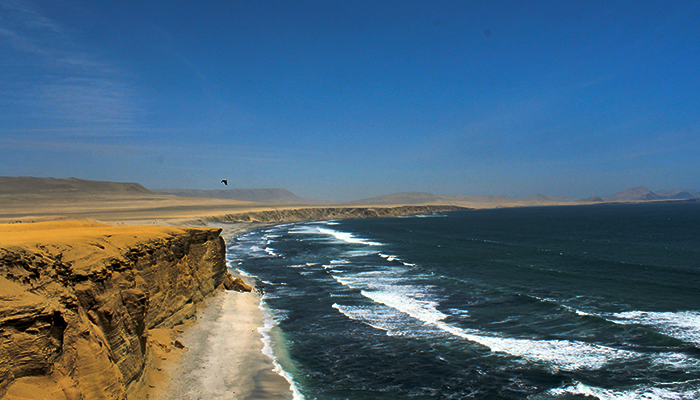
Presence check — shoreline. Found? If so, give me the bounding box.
[152,222,295,400]
[0,203,466,399]
[156,290,293,400]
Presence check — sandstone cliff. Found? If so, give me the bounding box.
[209,205,467,223]
[0,222,228,400]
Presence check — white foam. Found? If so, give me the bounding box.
[334,288,636,371]
[360,290,448,325]
[379,253,397,261]
[547,381,700,400]
[323,259,351,270]
[333,271,409,287]
[377,253,416,266]
[532,296,596,317]
[232,268,254,278]
[435,321,637,371]
[613,311,700,346]
[317,227,383,246]
[258,302,305,400]
[333,272,637,371]
[288,225,321,235]
[264,247,278,257]
[332,304,394,332]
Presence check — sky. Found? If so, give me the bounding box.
[1,0,699,201]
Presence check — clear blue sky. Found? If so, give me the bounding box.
[2,0,699,200]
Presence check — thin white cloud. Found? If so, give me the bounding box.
[38,77,137,127]
[0,0,143,137]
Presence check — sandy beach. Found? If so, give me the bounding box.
[0,216,294,399]
[154,224,295,400]
[157,289,293,400]
[0,177,462,400]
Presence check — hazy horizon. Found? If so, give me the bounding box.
[2,1,699,201]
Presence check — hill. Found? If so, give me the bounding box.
[601,186,662,201]
[352,187,700,207]
[655,189,700,200]
[349,192,579,207]
[602,187,700,202]
[0,176,151,195]
[152,188,324,204]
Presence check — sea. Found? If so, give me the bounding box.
[226,202,700,399]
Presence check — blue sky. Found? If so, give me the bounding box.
[1,0,699,200]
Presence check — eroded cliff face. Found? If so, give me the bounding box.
[0,222,227,400]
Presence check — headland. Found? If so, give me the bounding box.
[0,177,464,399]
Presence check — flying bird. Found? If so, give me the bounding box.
[221,179,228,185]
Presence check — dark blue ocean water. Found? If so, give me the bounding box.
[227,203,700,399]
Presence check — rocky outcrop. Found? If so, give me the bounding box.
[222,276,253,292]
[210,205,467,223]
[0,223,228,399]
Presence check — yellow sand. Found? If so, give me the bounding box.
[0,220,291,400]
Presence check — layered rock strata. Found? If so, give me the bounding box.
[0,222,228,399]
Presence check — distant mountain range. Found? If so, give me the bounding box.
[347,192,576,206]
[1,177,698,206]
[348,187,700,205]
[600,187,700,201]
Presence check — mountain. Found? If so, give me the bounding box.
[655,189,700,200]
[579,196,604,203]
[602,186,662,201]
[349,192,578,207]
[602,187,700,202]
[0,176,151,195]
[152,188,325,204]
[351,188,700,207]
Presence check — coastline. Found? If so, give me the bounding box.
[153,222,295,400]
[2,177,698,398]
[0,222,230,400]
[0,199,464,399]
[157,290,293,400]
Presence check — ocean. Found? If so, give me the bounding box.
[227,202,700,399]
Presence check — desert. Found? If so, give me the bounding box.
[0,177,461,399]
[1,177,697,399]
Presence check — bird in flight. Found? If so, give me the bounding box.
[221,179,228,185]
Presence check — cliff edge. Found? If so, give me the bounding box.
[0,222,228,400]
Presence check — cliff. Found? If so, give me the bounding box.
[209,205,467,223]
[0,222,229,400]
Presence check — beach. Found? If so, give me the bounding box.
[0,216,296,400]
[154,224,295,400]
[157,289,293,400]
[0,179,464,399]
[5,177,674,399]
[228,204,700,398]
